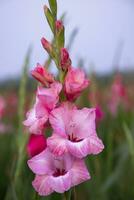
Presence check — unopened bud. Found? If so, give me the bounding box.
[55,20,64,32]
[60,48,72,70]
[41,38,52,54]
[31,63,54,85]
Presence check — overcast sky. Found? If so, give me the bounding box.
[0,0,134,80]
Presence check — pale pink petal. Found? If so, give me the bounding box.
[67,136,104,158]
[37,83,62,111]
[23,108,35,126]
[87,135,104,155]
[32,175,53,196]
[37,87,57,111]
[67,139,90,158]
[27,149,54,175]
[47,134,67,156]
[67,108,96,138]
[49,102,76,137]
[51,82,62,94]
[71,159,90,186]
[50,172,72,193]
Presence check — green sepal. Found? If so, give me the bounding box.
[56,26,65,49]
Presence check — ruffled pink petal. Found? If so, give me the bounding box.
[71,159,90,186]
[49,102,76,137]
[49,172,72,193]
[87,135,104,155]
[68,108,96,138]
[67,139,90,158]
[23,108,35,126]
[67,135,104,158]
[37,87,57,111]
[23,101,48,134]
[27,149,54,175]
[47,134,67,156]
[32,175,53,196]
[37,82,62,111]
[51,82,62,94]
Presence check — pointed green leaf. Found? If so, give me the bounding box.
[48,0,57,19]
[44,5,55,33]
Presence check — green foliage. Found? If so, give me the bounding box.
[48,0,57,19]
[44,6,55,34]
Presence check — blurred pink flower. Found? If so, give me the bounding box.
[0,97,6,119]
[28,149,90,196]
[31,63,54,85]
[23,82,62,134]
[95,105,104,123]
[27,134,47,157]
[0,123,10,134]
[65,68,89,101]
[47,102,104,158]
[108,74,128,115]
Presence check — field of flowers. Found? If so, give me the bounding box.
[0,0,134,200]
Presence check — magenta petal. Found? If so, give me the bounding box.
[32,175,53,196]
[27,134,47,157]
[71,159,90,186]
[47,134,67,156]
[50,172,72,193]
[27,149,53,175]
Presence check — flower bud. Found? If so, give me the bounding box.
[55,20,64,31]
[27,134,47,157]
[41,37,52,54]
[60,48,72,70]
[31,63,55,85]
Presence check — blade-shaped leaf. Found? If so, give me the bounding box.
[44,5,55,33]
[48,0,57,19]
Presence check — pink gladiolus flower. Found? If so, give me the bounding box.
[47,102,104,158]
[65,68,89,101]
[31,63,54,85]
[28,149,90,196]
[27,134,47,157]
[60,48,71,70]
[23,82,62,134]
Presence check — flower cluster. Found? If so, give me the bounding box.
[23,1,104,196]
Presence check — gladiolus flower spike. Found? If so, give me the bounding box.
[23,0,104,197]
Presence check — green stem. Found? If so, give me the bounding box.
[63,190,72,200]
[73,187,76,200]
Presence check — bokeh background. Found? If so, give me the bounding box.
[0,0,134,200]
[0,0,134,79]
